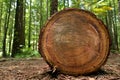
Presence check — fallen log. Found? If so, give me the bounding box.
[38,8,110,76]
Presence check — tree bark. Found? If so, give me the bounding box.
[2,12,8,57]
[40,0,43,29]
[0,3,3,37]
[8,1,16,54]
[46,0,49,19]
[67,0,69,7]
[50,0,58,16]
[2,1,12,57]
[8,20,13,54]
[119,0,120,20]
[63,0,65,8]
[12,0,25,57]
[28,0,31,48]
[112,0,119,50]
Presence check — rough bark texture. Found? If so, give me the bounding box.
[2,1,12,57]
[118,0,120,17]
[38,8,110,75]
[50,0,58,16]
[12,0,25,57]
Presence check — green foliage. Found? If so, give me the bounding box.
[71,0,80,8]
[0,0,120,58]
[14,48,41,58]
[92,6,113,15]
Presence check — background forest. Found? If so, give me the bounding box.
[0,0,120,58]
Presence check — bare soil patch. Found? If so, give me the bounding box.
[0,53,120,80]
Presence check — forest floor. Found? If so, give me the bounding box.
[0,53,120,80]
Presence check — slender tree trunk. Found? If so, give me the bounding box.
[8,1,16,55]
[35,25,38,50]
[0,3,3,38]
[40,0,43,29]
[33,16,35,50]
[2,1,12,57]
[12,0,25,57]
[32,15,36,50]
[23,0,26,46]
[112,0,119,50]
[28,0,31,48]
[119,0,120,20]
[63,0,65,8]
[46,0,49,19]
[2,12,8,57]
[50,0,58,16]
[107,1,118,50]
[107,11,114,49]
[8,21,13,54]
[67,0,69,7]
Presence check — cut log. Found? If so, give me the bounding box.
[38,8,110,75]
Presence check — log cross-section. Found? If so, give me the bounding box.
[38,8,110,75]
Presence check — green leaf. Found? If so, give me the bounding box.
[102,6,113,10]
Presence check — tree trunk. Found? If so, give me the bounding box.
[40,0,43,29]
[12,0,25,57]
[0,3,3,52]
[8,1,16,54]
[63,0,65,8]
[112,0,119,50]
[23,0,26,46]
[46,0,49,19]
[2,12,8,57]
[106,1,119,50]
[2,1,12,57]
[0,3,3,38]
[119,0,120,20]
[67,0,69,7]
[50,0,58,16]
[8,22,13,54]
[28,0,31,48]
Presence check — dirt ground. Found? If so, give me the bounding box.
[0,53,120,80]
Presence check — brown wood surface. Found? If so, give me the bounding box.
[38,8,110,75]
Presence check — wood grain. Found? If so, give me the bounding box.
[38,8,110,75]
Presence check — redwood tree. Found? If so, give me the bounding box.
[2,1,12,57]
[28,0,32,48]
[118,0,120,16]
[12,0,25,57]
[50,0,58,16]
